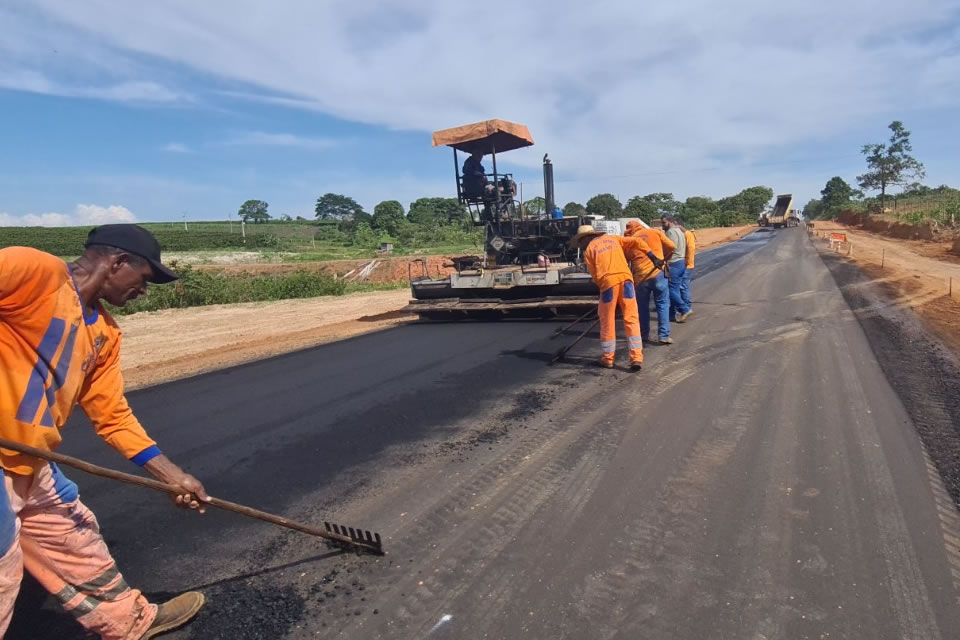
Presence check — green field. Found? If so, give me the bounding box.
[0,221,481,259]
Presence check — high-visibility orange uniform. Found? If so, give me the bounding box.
[0,247,159,475]
[0,247,159,638]
[684,229,696,269]
[624,224,676,283]
[582,235,651,365]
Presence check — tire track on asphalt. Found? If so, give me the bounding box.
[828,307,943,640]
[571,344,791,639]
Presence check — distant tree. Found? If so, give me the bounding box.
[279,213,293,222]
[623,196,657,220]
[315,193,365,220]
[736,186,775,219]
[352,222,378,248]
[339,209,373,234]
[681,196,719,228]
[238,199,271,223]
[586,193,622,218]
[642,192,681,218]
[562,201,587,217]
[819,177,854,216]
[372,200,407,236]
[857,120,925,213]
[523,197,547,217]
[901,182,931,198]
[408,197,468,227]
[716,186,773,224]
[803,198,824,219]
[295,215,307,222]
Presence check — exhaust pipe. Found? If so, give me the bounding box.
[543,154,555,217]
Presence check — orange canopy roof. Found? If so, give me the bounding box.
[431,119,534,154]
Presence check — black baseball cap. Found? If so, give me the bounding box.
[84,224,178,284]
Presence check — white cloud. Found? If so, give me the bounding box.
[0,204,136,227]
[163,142,193,153]
[4,1,960,202]
[75,204,137,224]
[0,212,73,227]
[223,131,339,150]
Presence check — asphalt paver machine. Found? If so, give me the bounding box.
[403,119,600,320]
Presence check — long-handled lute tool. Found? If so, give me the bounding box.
[0,438,384,556]
[551,308,597,339]
[549,316,601,365]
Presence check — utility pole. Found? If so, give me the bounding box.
[182,212,188,231]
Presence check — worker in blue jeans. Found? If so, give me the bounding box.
[661,215,692,322]
[625,221,676,344]
[639,271,672,342]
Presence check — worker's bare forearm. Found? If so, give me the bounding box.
[143,454,186,483]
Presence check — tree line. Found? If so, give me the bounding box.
[236,183,778,248]
[803,120,957,222]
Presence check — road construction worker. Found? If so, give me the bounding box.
[660,215,692,322]
[0,224,208,639]
[624,221,676,344]
[570,225,658,369]
[680,224,696,313]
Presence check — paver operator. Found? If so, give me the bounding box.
[570,225,658,370]
[660,215,692,322]
[0,224,208,639]
[680,224,696,314]
[625,221,676,345]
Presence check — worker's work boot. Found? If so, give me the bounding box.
[600,359,615,369]
[140,592,205,639]
[658,336,674,345]
[629,360,643,371]
[678,311,693,322]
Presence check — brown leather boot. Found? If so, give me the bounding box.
[140,592,205,639]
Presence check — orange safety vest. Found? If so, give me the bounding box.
[583,235,651,291]
[0,247,158,474]
[625,228,675,283]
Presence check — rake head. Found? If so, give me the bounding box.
[324,521,384,555]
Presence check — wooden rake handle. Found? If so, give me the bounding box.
[0,438,384,555]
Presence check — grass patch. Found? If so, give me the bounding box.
[108,263,357,315]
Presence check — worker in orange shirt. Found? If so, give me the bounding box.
[624,221,676,344]
[570,225,658,369]
[0,225,207,639]
[679,224,696,313]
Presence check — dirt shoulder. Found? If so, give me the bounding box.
[816,244,960,509]
[691,224,756,249]
[118,290,414,389]
[811,221,960,356]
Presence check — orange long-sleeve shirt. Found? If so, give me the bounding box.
[624,227,676,283]
[684,230,696,269]
[0,247,159,475]
[583,235,652,291]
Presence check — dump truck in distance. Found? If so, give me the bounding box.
[759,194,798,228]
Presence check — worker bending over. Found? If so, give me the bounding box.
[0,224,208,639]
[625,221,676,344]
[570,225,658,369]
[680,224,696,314]
[660,215,692,322]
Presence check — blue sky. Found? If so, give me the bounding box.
[1,0,959,226]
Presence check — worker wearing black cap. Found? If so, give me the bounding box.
[0,224,206,639]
